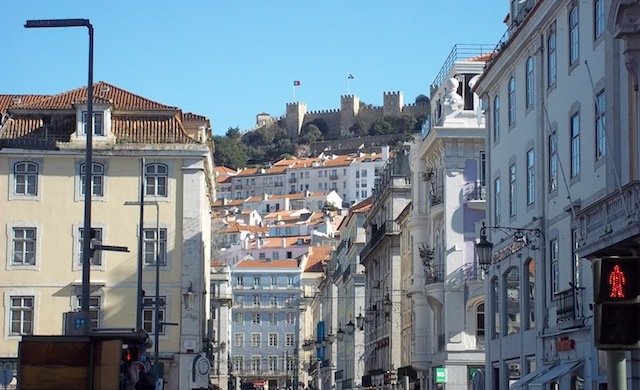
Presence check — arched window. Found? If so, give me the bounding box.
[526,57,534,108]
[80,162,105,196]
[508,77,516,125]
[14,161,38,196]
[505,267,520,334]
[476,302,485,347]
[493,95,500,140]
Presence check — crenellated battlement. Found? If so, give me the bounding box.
[307,108,340,115]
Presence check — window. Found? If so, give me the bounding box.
[82,111,104,136]
[269,313,277,325]
[570,113,581,177]
[233,357,244,372]
[251,333,261,347]
[253,277,261,288]
[526,57,534,108]
[286,251,292,259]
[235,313,244,324]
[549,132,558,192]
[285,333,295,347]
[494,178,501,225]
[12,227,36,265]
[268,333,278,347]
[569,5,579,65]
[287,276,294,287]
[78,227,102,266]
[286,312,295,325]
[509,164,517,217]
[10,296,34,335]
[145,163,168,196]
[253,313,261,324]
[527,259,536,329]
[79,163,104,197]
[508,77,516,125]
[14,161,38,196]
[596,90,606,160]
[75,296,101,329]
[143,228,167,266]
[251,357,261,372]
[142,296,165,334]
[492,278,499,338]
[236,277,244,287]
[493,95,500,140]
[505,267,520,334]
[362,170,367,177]
[253,295,260,307]
[526,149,535,205]
[361,190,368,198]
[550,239,559,296]
[268,356,278,372]
[548,28,557,86]
[273,251,280,260]
[476,303,485,346]
[234,333,244,347]
[271,276,277,288]
[270,296,277,306]
[572,229,582,287]
[594,0,605,39]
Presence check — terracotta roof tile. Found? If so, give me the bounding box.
[0,95,50,114]
[305,245,333,272]
[235,259,299,269]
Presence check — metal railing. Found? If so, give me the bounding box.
[431,185,444,206]
[463,181,486,201]
[425,264,445,285]
[360,221,400,260]
[430,44,494,92]
[555,287,584,323]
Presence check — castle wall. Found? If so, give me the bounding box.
[285,102,307,139]
[383,91,403,116]
[302,110,341,139]
[340,95,360,136]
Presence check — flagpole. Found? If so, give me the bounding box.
[293,85,296,102]
[347,74,354,95]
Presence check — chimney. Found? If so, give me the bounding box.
[282,237,287,248]
[263,193,269,201]
[382,145,390,160]
[305,190,311,198]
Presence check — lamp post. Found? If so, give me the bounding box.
[475,222,543,269]
[25,18,94,334]
[124,200,160,379]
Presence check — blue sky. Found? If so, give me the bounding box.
[2,1,507,135]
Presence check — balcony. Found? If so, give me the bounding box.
[289,177,297,183]
[425,264,445,285]
[575,180,640,258]
[329,174,338,180]
[463,181,486,210]
[555,287,584,329]
[360,221,400,260]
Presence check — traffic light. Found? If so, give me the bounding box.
[593,257,640,349]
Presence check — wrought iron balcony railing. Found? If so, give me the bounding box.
[463,181,486,201]
[360,221,400,260]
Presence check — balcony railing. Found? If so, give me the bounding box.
[425,264,445,285]
[430,185,444,206]
[360,221,400,260]
[463,181,486,201]
[555,287,584,323]
[430,44,495,92]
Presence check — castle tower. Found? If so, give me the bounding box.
[340,94,360,136]
[285,102,307,139]
[383,91,404,116]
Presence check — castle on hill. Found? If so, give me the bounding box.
[254,91,429,140]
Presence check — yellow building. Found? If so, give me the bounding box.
[0,82,214,389]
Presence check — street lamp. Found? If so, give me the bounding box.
[25,18,94,334]
[475,222,543,269]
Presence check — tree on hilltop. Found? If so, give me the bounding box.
[226,126,242,140]
[213,135,248,170]
[299,124,323,144]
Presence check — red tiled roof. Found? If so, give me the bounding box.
[305,245,333,272]
[10,81,177,111]
[0,95,50,114]
[235,259,299,269]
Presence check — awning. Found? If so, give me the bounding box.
[529,361,583,386]
[509,365,554,388]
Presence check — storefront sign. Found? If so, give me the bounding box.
[435,368,446,384]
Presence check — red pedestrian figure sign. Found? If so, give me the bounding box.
[609,264,626,298]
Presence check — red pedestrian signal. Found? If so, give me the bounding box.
[593,257,640,350]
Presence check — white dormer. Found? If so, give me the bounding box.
[73,104,115,143]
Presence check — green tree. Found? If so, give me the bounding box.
[213,136,248,169]
[415,94,430,105]
[299,124,323,144]
[349,120,367,137]
[388,115,417,134]
[369,118,392,135]
[225,126,242,141]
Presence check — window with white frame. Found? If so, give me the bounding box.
[233,356,243,372]
[548,27,557,86]
[81,111,104,136]
[235,313,244,324]
[493,95,500,140]
[287,276,294,287]
[476,302,485,346]
[269,313,277,324]
[145,163,168,196]
[12,227,37,266]
[253,295,260,307]
[142,296,165,335]
[78,227,103,266]
[76,295,101,330]
[285,333,294,347]
[143,228,167,266]
[569,4,579,65]
[253,277,261,288]
[268,356,278,372]
[286,312,295,325]
[570,112,581,177]
[251,333,261,347]
[509,164,517,217]
[508,77,516,125]
[550,239,560,296]
[270,276,277,287]
[549,132,558,192]
[10,296,34,335]
[13,161,38,196]
[268,333,278,347]
[234,333,244,347]
[79,162,104,197]
[526,149,535,205]
[594,0,605,39]
[525,57,534,108]
[253,312,261,325]
[270,296,277,307]
[251,357,261,372]
[237,276,244,287]
[596,90,606,160]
